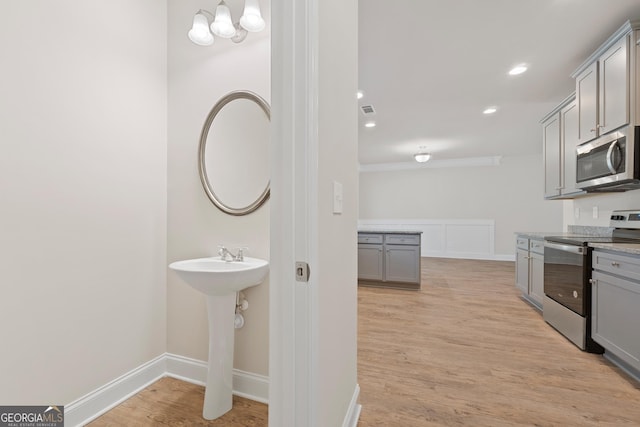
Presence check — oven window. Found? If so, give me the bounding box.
[577,138,626,183]
[543,246,586,315]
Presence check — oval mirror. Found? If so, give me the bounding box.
[198,91,270,216]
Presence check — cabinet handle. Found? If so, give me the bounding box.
[611,261,620,267]
[590,128,597,133]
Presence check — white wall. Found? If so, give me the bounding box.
[0,0,167,405]
[359,154,564,257]
[563,189,640,227]
[167,0,271,376]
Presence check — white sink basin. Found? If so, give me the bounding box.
[168,255,269,420]
[169,256,269,296]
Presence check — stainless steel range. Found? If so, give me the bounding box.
[543,210,640,353]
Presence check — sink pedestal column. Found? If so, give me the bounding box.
[202,293,236,420]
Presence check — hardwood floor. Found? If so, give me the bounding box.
[87,377,267,426]
[89,258,640,426]
[357,258,640,426]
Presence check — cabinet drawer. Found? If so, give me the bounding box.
[358,233,383,244]
[593,250,640,282]
[516,237,529,250]
[385,234,420,245]
[529,239,544,255]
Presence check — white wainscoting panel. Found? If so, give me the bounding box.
[358,219,498,260]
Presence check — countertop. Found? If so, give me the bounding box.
[515,232,640,255]
[358,230,423,234]
[515,231,575,239]
[589,242,640,256]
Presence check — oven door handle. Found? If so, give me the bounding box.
[544,241,586,255]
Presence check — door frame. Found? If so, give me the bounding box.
[269,0,319,425]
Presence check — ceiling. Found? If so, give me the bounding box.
[358,0,640,165]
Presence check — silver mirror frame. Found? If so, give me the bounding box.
[198,90,271,216]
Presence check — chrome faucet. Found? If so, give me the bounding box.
[218,246,246,262]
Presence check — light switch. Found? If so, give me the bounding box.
[593,206,599,219]
[333,181,343,214]
[575,208,580,219]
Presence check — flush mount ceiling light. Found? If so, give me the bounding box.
[357,90,364,99]
[483,106,498,115]
[414,147,431,163]
[508,63,528,76]
[364,121,376,128]
[188,0,264,46]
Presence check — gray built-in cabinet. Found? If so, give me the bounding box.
[542,95,585,199]
[575,34,629,144]
[591,249,640,375]
[358,231,421,290]
[515,235,544,310]
[542,19,640,199]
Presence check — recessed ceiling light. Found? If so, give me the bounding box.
[364,121,376,128]
[508,64,528,76]
[483,106,498,115]
[357,90,364,99]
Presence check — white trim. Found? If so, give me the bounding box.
[270,0,318,424]
[65,354,166,427]
[64,353,269,426]
[359,156,502,173]
[342,384,362,427]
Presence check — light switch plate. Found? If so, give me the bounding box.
[333,181,343,214]
[593,206,598,219]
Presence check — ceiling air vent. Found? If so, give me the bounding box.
[360,105,376,115]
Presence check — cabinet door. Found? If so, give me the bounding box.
[515,248,529,294]
[543,113,561,198]
[599,35,629,135]
[384,244,420,283]
[529,252,544,307]
[560,99,583,196]
[591,271,640,372]
[576,61,598,144]
[358,244,384,281]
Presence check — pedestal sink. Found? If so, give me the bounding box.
[169,256,269,420]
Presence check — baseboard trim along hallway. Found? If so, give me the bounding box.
[64,353,269,427]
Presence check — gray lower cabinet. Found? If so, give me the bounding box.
[357,243,383,281]
[515,235,544,310]
[358,231,421,289]
[591,250,640,374]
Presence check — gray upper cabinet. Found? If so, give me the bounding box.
[542,95,585,199]
[574,25,631,144]
[560,99,584,197]
[543,112,561,198]
[576,62,599,144]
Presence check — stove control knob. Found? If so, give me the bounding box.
[572,290,578,298]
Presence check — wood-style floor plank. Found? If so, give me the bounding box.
[357,258,640,426]
[89,258,640,426]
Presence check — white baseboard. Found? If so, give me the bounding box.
[65,353,269,426]
[165,353,269,404]
[65,354,166,427]
[342,383,362,427]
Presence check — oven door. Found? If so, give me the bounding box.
[543,241,588,316]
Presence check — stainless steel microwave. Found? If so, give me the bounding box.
[576,126,640,191]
